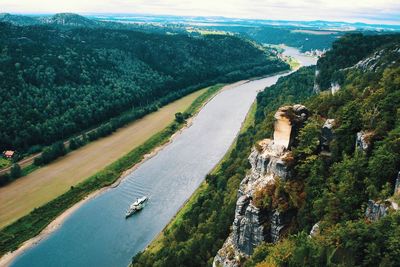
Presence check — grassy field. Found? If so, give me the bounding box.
[138,100,258,259]
[0,158,11,169]
[0,89,208,229]
[286,56,301,70]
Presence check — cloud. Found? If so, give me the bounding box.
[1,0,399,24]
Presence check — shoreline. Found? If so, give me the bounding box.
[0,79,248,267]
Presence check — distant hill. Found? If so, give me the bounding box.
[39,13,99,27]
[0,13,39,26]
[0,13,188,35]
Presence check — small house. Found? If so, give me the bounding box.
[3,150,15,159]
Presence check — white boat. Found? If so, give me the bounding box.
[125,196,148,218]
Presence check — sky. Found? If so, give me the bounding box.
[1,0,400,25]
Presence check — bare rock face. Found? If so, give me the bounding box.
[356,131,374,152]
[309,222,320,237]
[213,105,308,267]
[313,69,321,94]
[365,200,389,221]
[330,82,341,95]
[352,45,400,72]
[273,105,309,149]
[320,119,335,151]
[233,197,265,255]
[395,172,400,195]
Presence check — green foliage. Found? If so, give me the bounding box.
[294,118,323,157]
[174,112,189,124]
[0,158,11,169]
[33,141,66,165]
[68,137,86,151]
[9,163,21,179]
[247,212,400,267]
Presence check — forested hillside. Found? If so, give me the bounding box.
[316,33,400,89]
[0,22,287,152]
[244,33,400,267]
[132,33,400,266]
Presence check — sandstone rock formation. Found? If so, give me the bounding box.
[309,222,320,237]
[356,131,374,152]
[313,69,320,94]
[213,105,308,267]
[273,104,308,149]
[320,119,335,152]
[330,82,340,95]
[395,172,400,195]
[365,200,389,222]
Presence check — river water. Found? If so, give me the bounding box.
[10,48,316,267]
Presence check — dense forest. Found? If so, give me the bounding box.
[132,33,400,266]
[0,20,288,152]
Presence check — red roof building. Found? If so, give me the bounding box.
[3,150,15,158]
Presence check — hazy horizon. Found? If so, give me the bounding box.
[1,0,400,25]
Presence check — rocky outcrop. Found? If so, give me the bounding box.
[395,172,400,195]
[356,131,374,152]
[309,222,320,237]
[273,105,309,149]
[352,45,400,72]
[213,105,308,267]
[364,171,400,222]
[313,69,321,94]
[330,82,340,95]
[320,119,335,152]
[365,200,389,222]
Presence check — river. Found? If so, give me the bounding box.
[9,48,316,267]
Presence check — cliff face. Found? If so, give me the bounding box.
[213,105,308,267]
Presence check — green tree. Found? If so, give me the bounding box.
[10,163,22,179]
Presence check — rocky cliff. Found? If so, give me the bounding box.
[213,105,308,267]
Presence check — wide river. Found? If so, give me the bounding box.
[10,48,316,267]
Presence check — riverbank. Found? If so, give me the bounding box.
[131,49,317,266]
[0,83,229,263]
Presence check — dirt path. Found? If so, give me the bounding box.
[0,89,205,229]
